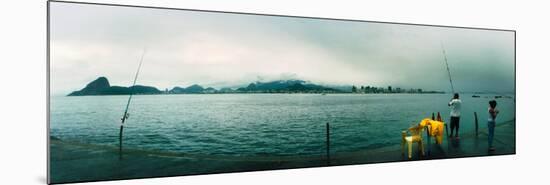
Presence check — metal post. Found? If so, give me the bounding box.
[326,122,330,166]
[474,112,479,137]
[119,125,123,160]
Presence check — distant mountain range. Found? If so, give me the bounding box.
[235,80,341,93]
[68,77,343,96]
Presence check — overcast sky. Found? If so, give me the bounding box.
[50,2,515,95]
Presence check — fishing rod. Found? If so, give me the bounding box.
[119,48,146,159]
[440,42,455,93]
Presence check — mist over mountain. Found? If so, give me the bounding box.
[235,80,341,93]
[68,77,344,96]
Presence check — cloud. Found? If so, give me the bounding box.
[49,2,515,95]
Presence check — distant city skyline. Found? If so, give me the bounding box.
[50,2,515,95]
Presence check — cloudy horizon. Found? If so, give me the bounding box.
[50,2,515,95]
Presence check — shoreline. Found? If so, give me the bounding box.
[63,92,450,97]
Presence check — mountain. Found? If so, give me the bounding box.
[218,87,235,93]
[168,86,186,94]
[204,87,217,93]
[185,84,205,93]
[169,84,213,94]
[236,80,341,93]
[68,77,162,96]
[68,77,110,96]
[100,85,163,95]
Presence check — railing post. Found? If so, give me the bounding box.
[119,125,123,160]
[474,112,479,137]
[326,122,330,166]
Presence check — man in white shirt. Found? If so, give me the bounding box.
[448,93,462,139]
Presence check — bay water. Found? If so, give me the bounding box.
[50,93,515,157]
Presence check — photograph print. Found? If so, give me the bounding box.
[48,1,515,184]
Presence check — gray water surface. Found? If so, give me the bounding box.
[50,93,515,156]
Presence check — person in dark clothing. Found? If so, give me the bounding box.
[487,100,499,151]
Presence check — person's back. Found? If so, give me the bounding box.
[449,98,462,117]
[448,93,462,139]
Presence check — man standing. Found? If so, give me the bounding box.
[448,93,462,139]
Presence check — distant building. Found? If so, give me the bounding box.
[354,85,437,94]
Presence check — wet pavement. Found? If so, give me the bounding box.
[50,120,515,184]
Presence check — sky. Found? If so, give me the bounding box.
[50,2,515,95]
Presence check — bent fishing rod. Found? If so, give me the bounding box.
[119,48,146,159]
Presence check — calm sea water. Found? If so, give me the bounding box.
[50,93,515,156]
